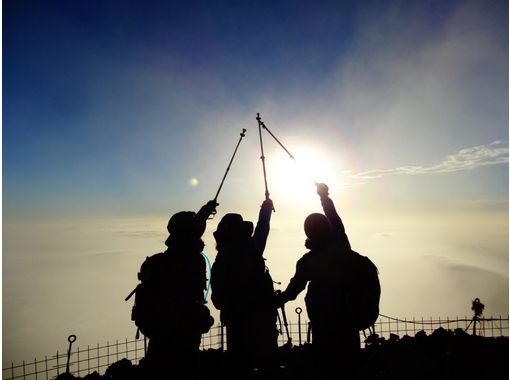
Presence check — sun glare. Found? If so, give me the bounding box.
[267,146,335,203]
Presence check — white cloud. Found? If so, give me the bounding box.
[350,141,508,179]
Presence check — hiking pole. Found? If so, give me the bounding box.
[256,113,274,210]
[275,290,291,345]
[213,128,247,205]
[276,310,283,336]
[258,115,319,185]
[280,304,292,345]
[258,116,295,161]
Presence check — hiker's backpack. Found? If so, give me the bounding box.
[348,251,381,331]
[125,252,166,339]
[125,252,213,339]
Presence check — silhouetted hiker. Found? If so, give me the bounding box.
[210,198,278,377]
[129,200,217,379]
[276,184,363,379]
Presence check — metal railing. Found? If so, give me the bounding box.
[3,315,508,380]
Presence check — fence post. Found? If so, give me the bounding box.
[77,347,80,377]
[45,356,48,380]
[56,351,59,376]
[35,357,38,380]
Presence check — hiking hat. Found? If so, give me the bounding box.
[304,213,332,242]
[167,211,207,239]
[214,213,253,242]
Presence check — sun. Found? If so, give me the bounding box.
[267,146,335,203]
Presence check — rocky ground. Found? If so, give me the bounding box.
[56,328,508,379]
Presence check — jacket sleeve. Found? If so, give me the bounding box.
[282,256,309,302]
[196,201,216,221]
[252,201,272,256]
[320,195,351,250]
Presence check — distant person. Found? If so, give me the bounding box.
[210,198,278,376]
[276,184,360,379]
[129,200,217,379]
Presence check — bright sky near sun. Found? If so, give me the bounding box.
[3,0,508,366]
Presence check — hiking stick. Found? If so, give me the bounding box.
[280,304,292,345]
[213,128,247,203]
[256,113,273,207]
[258,115,318,185]
[259,118,295,160]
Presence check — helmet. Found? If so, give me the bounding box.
[304,213,332,242]
[167,211,206,239]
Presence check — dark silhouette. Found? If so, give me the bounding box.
[128,200,217,379]
[55,328,510,380]
[276,183,364,379]
[466,298,485,335]
[210,198,278,376]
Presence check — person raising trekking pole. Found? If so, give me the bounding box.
[276,183,359,379]
[210,198,278,378]
[130,200,218,379]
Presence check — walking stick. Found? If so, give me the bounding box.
[258,117,295,161]
[280,304,292,345]
[275,290,291,345]
[212,128,247,205]
[257,114,318,185]
[256,113,271,204]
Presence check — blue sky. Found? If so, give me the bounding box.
[3,0,508,365]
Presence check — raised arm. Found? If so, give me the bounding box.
[316,183,351,250]
[196,200,219,221]
[252,198,273,256]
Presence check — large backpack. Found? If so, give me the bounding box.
[125,252,213,339]
[348,251,381,331]
[125,253,166,338]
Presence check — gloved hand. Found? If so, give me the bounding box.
[262,198,274,210]
[203,200,219,216]
[316,183,329,198]
[273,290,287,309]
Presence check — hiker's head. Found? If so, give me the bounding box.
[304,213,332,243]
[166,211,206,241]
[214,213,253,246]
